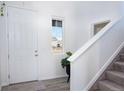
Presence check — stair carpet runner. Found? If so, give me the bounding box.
[94,53,124,91]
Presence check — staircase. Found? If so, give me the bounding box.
[91,48,124,91]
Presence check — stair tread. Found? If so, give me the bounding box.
[99,80,124,91]
[107,70,124,78]
[114,61,124,65]
[120,53,124,56]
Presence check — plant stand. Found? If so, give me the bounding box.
[66,64,70,83]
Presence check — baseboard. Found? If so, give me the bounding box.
[84,41,124,90]
[39,75,68,81]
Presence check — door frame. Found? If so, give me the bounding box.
[6,6,40,85]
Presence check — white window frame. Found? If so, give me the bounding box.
[50,16,65,54]
[91,20,111,38]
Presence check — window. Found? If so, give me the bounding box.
[51,19,63,53]
[93,20,110,35]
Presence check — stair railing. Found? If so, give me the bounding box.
[68,17,124,90]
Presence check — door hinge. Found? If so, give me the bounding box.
[8,74,10,79]
[8,54,10,59]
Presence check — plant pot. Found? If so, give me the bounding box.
[66,64,70,83]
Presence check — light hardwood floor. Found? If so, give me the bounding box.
[2,77,70,91]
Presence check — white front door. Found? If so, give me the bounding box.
[8,7,39,84]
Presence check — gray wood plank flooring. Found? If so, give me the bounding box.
[2,77,70,91]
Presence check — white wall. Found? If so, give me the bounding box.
[0,1,124,86]
[72,2,124,49]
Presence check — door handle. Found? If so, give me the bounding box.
[35,54,38,56]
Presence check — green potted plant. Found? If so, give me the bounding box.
[61,51,72,82]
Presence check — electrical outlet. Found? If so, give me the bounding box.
[0,8,4,16]
[1,13,3,16]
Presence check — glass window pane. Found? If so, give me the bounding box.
[52,20,56,26]
[57,20,62,27]
[52,19,63,53]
